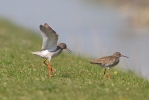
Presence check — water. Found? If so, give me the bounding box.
[0,0,149,79]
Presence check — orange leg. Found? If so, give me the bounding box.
[43,59,48,66]
[108,69,110,79]
[104,68,106,79]
[48,62,53,78]
[43,59,54,78]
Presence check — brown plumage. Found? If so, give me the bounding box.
[90,52,128,79]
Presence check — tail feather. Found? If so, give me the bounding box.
[89,60,98,64]
[31,51,42,56]
[89,61,95,64]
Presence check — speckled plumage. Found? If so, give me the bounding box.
[90,52,128,79]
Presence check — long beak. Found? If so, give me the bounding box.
[121,55,129,58]
[66,48,72,54]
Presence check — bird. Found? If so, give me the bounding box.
[90,52,128,79]
[32,23,72,78]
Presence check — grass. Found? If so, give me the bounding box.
[0,19,149,100]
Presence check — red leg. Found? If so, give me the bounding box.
[43,59,54,78]
[48,62,53,78]
[43,59,48,66]
[104,68,106,79]
[108,69,110,79]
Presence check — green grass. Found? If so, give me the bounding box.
[0,19,149,100]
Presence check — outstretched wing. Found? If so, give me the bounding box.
[40,23,59,51]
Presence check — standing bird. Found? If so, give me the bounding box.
[32,23,72,78]
[90,52,128,79]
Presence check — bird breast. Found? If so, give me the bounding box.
[52,49,63,58]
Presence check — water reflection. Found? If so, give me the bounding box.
[0,0,149,79]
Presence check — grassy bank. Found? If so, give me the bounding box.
[0,19,149,100]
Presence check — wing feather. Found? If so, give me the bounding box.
[90,56,119,66]
[40,23,59,51]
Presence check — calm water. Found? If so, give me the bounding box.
[0,0,149,79]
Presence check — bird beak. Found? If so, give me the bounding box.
[66,48,72,54]
[121,55,129,58]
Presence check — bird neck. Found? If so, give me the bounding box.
[52,46,63,58]
[116,57,120,62]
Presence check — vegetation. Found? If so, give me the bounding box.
[0,19,149,100]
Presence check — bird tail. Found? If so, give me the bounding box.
[89,61,95,64]
[31,51,42,56]
[89,60,97,64]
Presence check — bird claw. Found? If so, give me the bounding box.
[104,75,106,79]
[49,74,52,78]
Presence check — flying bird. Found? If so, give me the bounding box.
[32,23,72,78]
[90,52,128,79]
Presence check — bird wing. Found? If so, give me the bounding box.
[40,23,59,51]
[90,57,107,64]
[90,56,118,66]
[98,56,119,67]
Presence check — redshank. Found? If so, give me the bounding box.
[32,23,72,78]
[90,52,128,79]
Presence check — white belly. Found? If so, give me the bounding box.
[41,50,54,58]
[32,50,55,61]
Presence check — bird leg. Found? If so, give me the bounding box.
[108,69,110,79]
[43,59,48,66]
[43,59,54,78]
[104,68,106,79]
[48,62,53,78]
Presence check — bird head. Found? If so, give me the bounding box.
[113,52,129,58]
[58,43,72,54]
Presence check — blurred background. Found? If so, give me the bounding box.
[0,0,149,79]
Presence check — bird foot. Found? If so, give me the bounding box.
[104,75,106,79]
[49,74,52,78]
